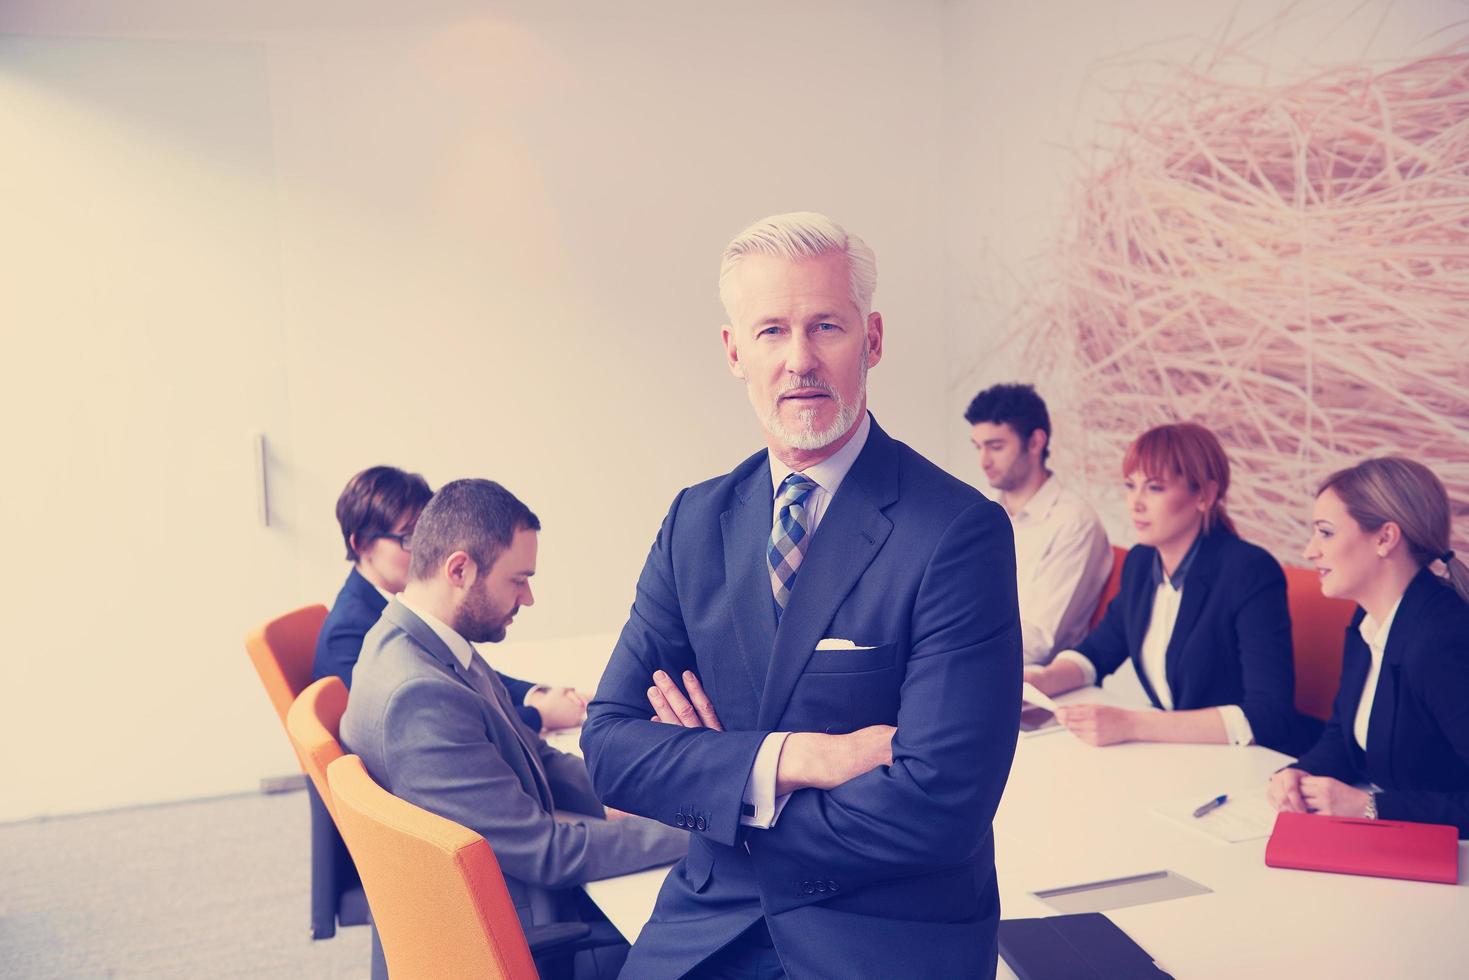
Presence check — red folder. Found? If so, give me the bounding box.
[1265,811,1460,884]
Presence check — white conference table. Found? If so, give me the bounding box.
[488,634,1469,976]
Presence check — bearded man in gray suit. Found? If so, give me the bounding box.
[340,478,686,978]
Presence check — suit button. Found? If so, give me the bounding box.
[675,814,686,827]
[815,880,827,892]
[828,880,838,891]
[801,881,815,895]
[695,817,707,831]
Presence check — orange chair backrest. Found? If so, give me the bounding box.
[1089,545,1128,630]
[327,754,539,980]
[286,677,349,820]
[245,604,329,726]
[1283,563,1356,721]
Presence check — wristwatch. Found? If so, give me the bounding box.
[1363,793,1378,820]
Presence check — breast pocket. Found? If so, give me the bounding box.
[793,642,902,729]
[805,642,897,674]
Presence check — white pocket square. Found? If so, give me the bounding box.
[815,637,877,651]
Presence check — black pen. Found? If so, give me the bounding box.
[1192,794,1228,818]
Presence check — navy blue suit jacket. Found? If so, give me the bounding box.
[1291,568,1469,836]
[1075,526,1313,753]
[581,418,1022,979]
[312,567,544,731]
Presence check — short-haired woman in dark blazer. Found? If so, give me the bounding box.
[1025,423,1309,752]
[1268,458,1469,834]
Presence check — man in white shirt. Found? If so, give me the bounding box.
[965,383,1113,665]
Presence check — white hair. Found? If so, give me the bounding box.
[717,211,877,323]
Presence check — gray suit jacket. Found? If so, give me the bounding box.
[340,598,688,928]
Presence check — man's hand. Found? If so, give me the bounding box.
[1299,775,1372,817]
[1054,704,1135,746]
[1266,767,1309,812]
[776,725,896,794]
[644,670,893,794]
[527,686,589,732]
[647,670,723,730]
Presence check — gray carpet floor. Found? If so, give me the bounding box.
[0,790,372,979]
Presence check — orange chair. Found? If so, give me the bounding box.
[1283,563,1356,721]
[245,604,328,726]
[286,677,350,818]
[245,606,368,940]
[327,754,603,980]
[1089,545,1128,629]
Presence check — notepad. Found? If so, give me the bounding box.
[1153,785,1278,843]
[1265,811,1460,884]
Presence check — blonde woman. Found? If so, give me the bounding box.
[1269,457,1469,836]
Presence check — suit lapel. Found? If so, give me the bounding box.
[1162,535,1219,702]
[722,466,778,701]
[1126,555,1165,709]
[757,428,896,730]
[1334,626,1371,768]
[1365,570,1434,779]
[382,598,458,669]
[348,567,389,616]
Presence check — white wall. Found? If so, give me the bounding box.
[5,0,1464,822]
[0,1,948,821]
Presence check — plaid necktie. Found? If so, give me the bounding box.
[768,473,818,618]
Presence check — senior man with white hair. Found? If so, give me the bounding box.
[582,212,1021,979]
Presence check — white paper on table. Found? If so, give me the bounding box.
[1021,682,1060,713]
[1153,784,1278,843]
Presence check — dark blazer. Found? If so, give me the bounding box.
[339,599,687,929]
[581,418,1022,980]
[1291,568,1469,837]
[1075,525,1311,753]
[312,567,544,731]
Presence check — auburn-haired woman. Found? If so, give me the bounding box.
[1268,457,1469,835]
[1025,422,1312,752]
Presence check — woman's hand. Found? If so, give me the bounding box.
[1299,775,1372,817]
[1266,767,1308,812]
[1054,704,1136,746]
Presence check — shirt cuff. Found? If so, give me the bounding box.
[1054,650,1098,687]
[1216,705,1255,746]
[740,732,792,829]
[523,684,549,707]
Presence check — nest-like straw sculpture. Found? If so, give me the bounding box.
[1025,45,1469,562]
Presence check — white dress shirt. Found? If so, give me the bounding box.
[1353,596,1402,752]
[397,593,476,671]
[1007,475,1113,665]
[1056,543,1256,746]
[741,412,872,829]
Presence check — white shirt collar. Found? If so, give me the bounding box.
[1010,472,1061,523]
[1359,594,1404,655]
[768,412,872,498]
[396,593,476,671]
